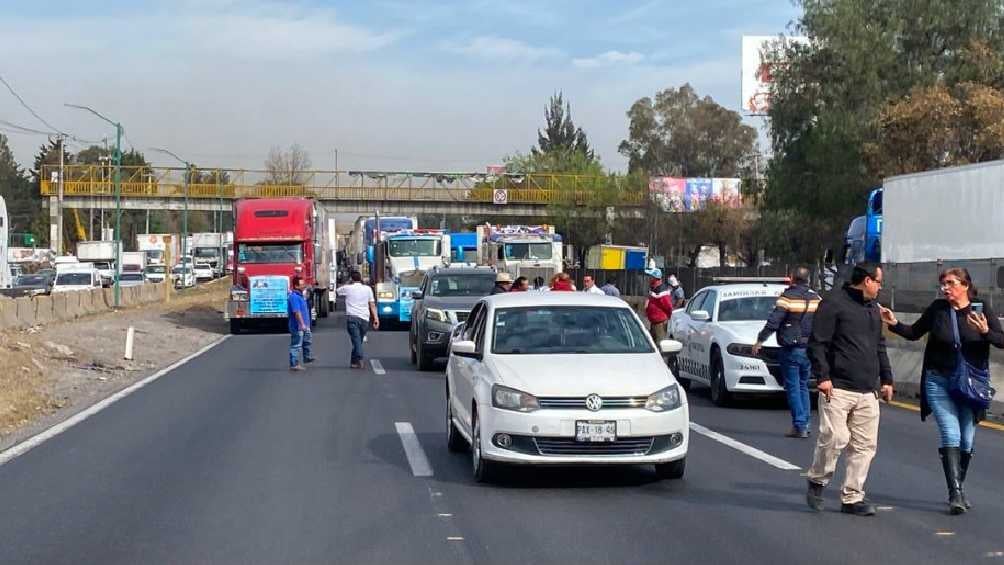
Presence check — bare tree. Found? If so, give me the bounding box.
[265,144,312,185]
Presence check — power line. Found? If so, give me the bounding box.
[0,73,64,134]
[0,118,57,136]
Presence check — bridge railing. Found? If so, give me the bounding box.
[40,165,647,205]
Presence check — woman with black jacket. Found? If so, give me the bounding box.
[880,268,1004,515]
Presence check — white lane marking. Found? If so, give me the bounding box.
[689,422,801,471]
[371,359,386,375]
[877,506,895,511]
[395,421,433,477]
[447,537,464,541]
[437,513,453,517]
[0,335,231,467]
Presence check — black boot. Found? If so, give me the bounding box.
[960,450,973,510]
[939,447,966,515]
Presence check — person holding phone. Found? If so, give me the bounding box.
[880,267,1004,515]
[804,262,894,516]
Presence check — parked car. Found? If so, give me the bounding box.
[144,264,167,283]
[118,272,146,288]
[51,266,102,293]
[193,262,214,282]
[409,266,497,370]
[12,272,55,296]
[446,292,687,482]
[172,265,195,289]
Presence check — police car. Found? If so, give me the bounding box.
[669,279,792,406]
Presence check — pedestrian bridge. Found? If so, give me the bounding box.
[41,165,647,217]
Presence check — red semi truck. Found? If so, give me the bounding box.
[225,198,331,333]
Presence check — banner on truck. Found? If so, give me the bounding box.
[249,275,290,315]
[648,177,742,212]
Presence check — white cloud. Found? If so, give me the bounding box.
[443,36,562,62]
[572,50,645,69]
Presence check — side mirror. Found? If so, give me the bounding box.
[659,339,683,355]
[691,310,710,322]
[451,340,478,358]
[412,291,424,300]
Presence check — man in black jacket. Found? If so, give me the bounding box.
[753,266,821,438]
[805,262,895,516]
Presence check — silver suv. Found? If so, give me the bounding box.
[409,266,497,370]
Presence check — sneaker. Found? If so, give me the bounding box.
[289,365,306,372]
[785,428,810,438]
[806,480,825,512]
[840,501,877,516]
[350,361,363,369]
[304,358,316,364]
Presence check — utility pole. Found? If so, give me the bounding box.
[150,147,191,286]
[57,135,65,254]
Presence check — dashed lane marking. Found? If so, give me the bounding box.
[935,531,956,537]
[371,359,386,375]
[689,422,801,471]
[395,421,433,477]
[0,335,231,467]
[447,537,464,541]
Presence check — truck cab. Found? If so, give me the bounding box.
[477,225,563,287]
[373,230,452,324]
[841,187,883,266]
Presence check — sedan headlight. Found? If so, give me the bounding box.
[727,343,759,358]
[425,308,448,323]
[491,385,539,412]
[645,384,682,412]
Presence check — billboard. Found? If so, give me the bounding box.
[741,35,809,115]
[649,177,743,212]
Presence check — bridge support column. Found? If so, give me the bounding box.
[49,196,61,253]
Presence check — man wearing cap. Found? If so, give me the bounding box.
[491,272,513,295]
[668,275,686,309]
[645,268,673,343]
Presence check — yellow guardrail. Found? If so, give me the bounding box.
[39,165,646,206]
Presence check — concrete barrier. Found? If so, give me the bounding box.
[87,288,104,313]
[0,298,17,328]
[36,295,56,324]
[52,293,72,321]
[14,297,36,328]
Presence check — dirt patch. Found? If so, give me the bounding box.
[0,280,230,451]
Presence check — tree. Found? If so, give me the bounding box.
[0,134,38,240]
[265,144,312,185]
[619,83,757,177]
[532,92,594,161]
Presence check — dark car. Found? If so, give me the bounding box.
[5,272,55,297]
[409,266,496,370]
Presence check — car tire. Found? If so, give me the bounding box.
[655,458,686,480]
[318,291,329,318]
[472,411,496,483]
[446,392,466,453]
[229,319,242,335]
[709,352,732,407]
[417,339,435,371]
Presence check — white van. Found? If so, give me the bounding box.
[52,265,102,293]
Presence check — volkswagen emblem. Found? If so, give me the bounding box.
[585,394,603,412]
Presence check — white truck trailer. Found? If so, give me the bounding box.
[476,224,563,287]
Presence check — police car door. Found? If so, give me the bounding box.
[692,290,719,383]
[678,290,707,381]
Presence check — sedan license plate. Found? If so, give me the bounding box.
[575,420,616,443]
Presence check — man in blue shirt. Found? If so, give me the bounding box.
[288,277,314,371]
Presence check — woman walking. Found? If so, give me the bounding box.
[880,268,1003,514]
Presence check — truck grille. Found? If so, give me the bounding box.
[537,396,648,409]
[533,436,655,456]
[516,266,555,286]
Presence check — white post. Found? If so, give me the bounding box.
[124,326,135,360]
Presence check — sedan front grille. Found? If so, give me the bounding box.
[537,396,648,410]
[533,436,655,456]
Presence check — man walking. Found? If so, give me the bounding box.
[582,274,605,295]
[337,271,379,369]
[287,277,314,371]
[644,268,673,343]
[753,266,821,438]
[805,262,894,516]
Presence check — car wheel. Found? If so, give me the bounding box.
[318,291,329,318]
[446,391,466,453]
[417,339,435,371]
[655,458,686,480]
[471,411,496,483]
[709,352,732,407]
[229,319,242,335]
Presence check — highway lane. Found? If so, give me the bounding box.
[0,312,1001,564]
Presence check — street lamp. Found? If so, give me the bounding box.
[66,103,123,308]
[149,147,191,286]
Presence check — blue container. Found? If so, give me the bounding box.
[625,250,647,270]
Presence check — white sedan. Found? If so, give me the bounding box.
[193,262,214,282]
[669,283,794,406]
[446,292,688,482]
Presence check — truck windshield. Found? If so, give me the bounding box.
[504,243,552,260]
[389,239,440,257]
[144,250,163,260]
[56,273,92,285]
[238,243,303,264]
[194,248,219,258]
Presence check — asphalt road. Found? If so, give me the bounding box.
[1,312,1002,564]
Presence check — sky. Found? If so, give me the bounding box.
[0,0,800,174]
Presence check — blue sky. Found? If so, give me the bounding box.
[1,0,799,172]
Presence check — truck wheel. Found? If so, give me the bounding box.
[229,319,242,335]
[709,353,732,407]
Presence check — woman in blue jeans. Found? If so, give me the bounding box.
[881,268,1004,515]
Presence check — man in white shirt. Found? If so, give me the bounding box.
[336,271,379,368]
[582,274,606,295]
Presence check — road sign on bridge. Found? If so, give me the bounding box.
[493,188,508,205]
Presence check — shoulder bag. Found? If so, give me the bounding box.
[948,308,996,410]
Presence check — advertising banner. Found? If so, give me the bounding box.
[649,177,743,212]
[249,275,290,315]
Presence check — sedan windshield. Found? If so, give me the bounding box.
[238,243,303,264]
[120,273,144,282]
[56,273,92,285]
[389,239,440,257]
[504,242,552,260]
[430,274,496,297]
[492,306,653,354]
[716,297,779,322]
